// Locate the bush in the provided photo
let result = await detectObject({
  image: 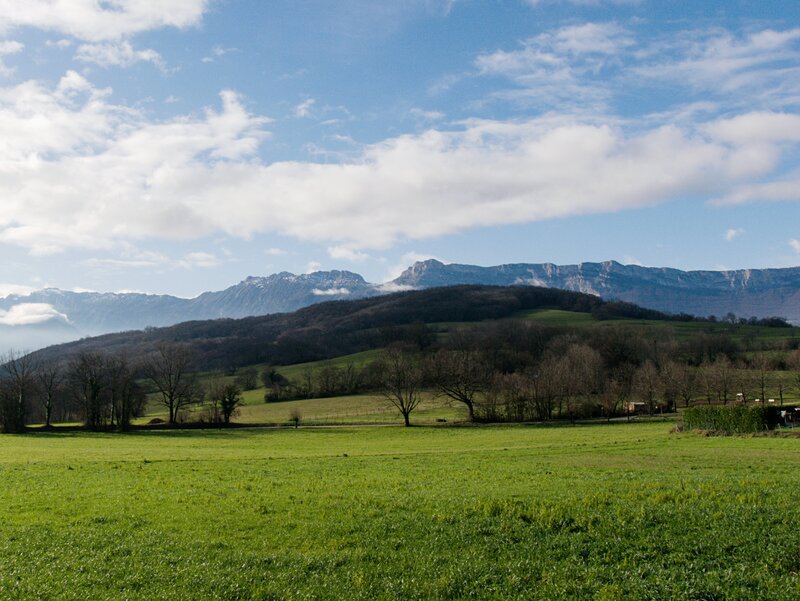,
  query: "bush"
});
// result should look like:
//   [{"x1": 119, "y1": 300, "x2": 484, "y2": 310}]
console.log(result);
[{"x1": 682, "y1": 405, "x2": 770, "y2": 434}]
